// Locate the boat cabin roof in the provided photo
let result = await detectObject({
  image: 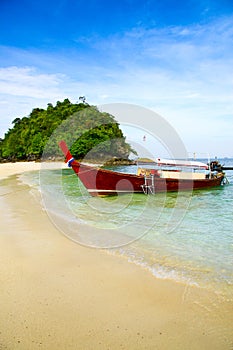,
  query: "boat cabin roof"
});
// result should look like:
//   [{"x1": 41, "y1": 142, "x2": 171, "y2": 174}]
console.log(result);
[{"x1": 155, "y1": 158, "x2": 208, "y2": 169}]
